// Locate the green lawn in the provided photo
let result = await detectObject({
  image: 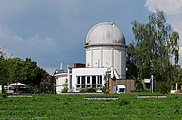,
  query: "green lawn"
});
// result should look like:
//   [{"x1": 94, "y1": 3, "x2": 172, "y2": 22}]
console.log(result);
[{"x1": 0, "y1": 94, "x2": 182, "y2": 120}]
